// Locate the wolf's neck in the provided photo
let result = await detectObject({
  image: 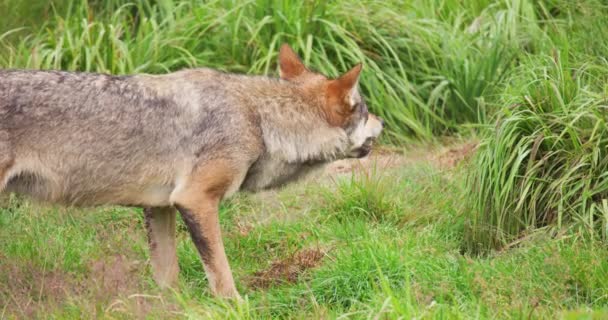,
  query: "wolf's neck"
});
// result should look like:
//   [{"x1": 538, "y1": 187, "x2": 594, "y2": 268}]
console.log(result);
[{"x1": 251, "y1": 85, "x2": 348, "y2": 164}]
